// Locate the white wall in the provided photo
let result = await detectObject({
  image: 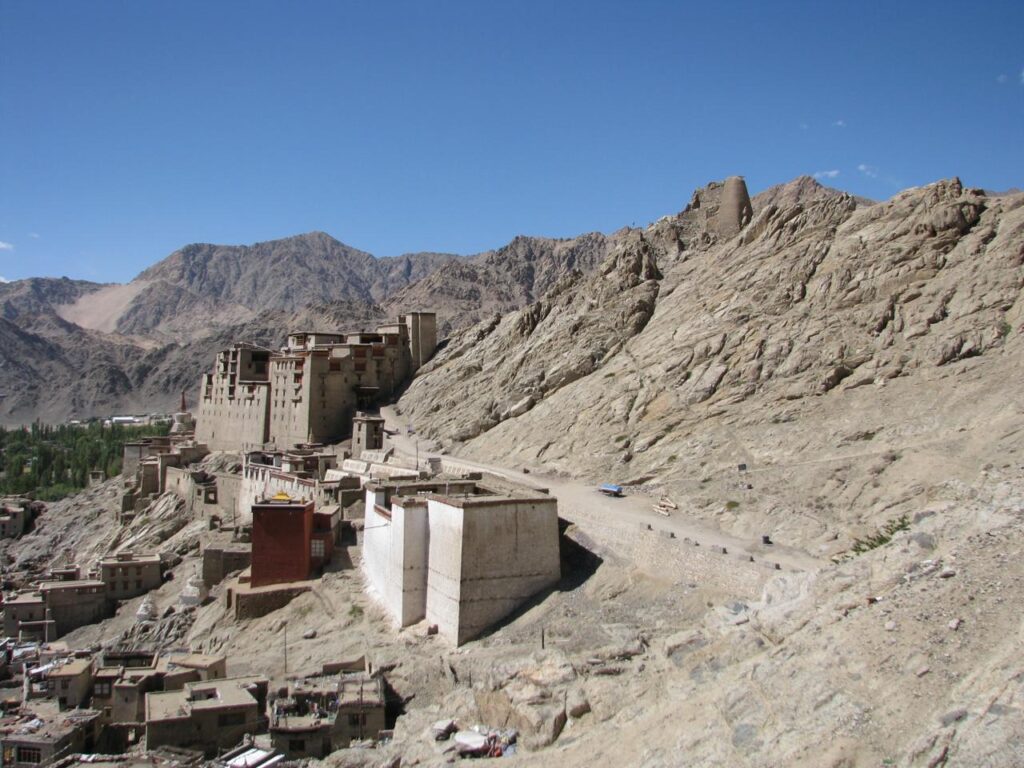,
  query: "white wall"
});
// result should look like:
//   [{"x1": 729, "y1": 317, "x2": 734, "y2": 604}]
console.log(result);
[
  {"x1": 423, "y1": 500, "x2": 466, "y2": 645},
  {"x1": 361, "y1": 488, "x2": 399, "y2": 624},
  {"x1": 397, "y1": 502, "x2": 429, "y2": 626},
  {"x1": 364, "y1": 490, "x2": 561, "y2": 646},
  {"x1": 446, "y1": 498, "x2": 560, "y2": 645}
]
